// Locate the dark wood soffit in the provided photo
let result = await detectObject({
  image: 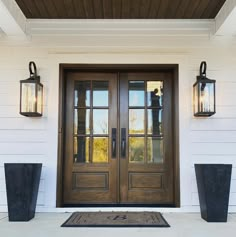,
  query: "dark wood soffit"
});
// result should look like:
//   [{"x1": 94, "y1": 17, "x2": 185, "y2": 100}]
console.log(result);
[{"x1": 16, "y1": 0, "x2": 226, "y2": 19}]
